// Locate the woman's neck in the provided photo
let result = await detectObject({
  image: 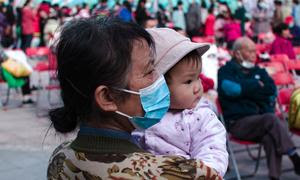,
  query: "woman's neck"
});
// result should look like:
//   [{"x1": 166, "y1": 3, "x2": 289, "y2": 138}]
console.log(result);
[{"x1": 86, "y1": 115, "x2": 134, "y2": 133}]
